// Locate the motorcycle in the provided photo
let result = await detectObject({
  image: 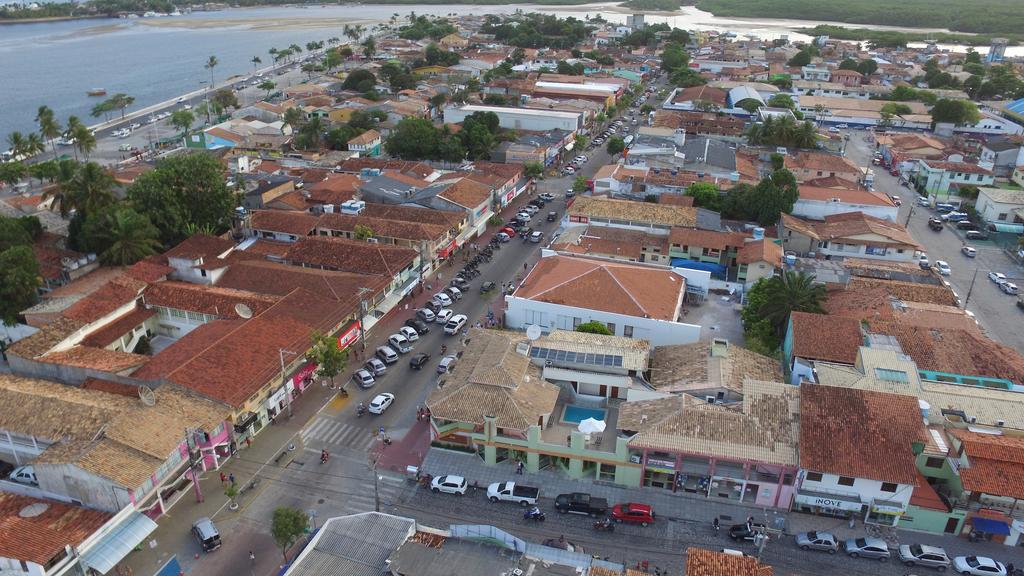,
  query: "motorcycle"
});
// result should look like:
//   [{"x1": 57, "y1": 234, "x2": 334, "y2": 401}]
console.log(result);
[
  {"x1": 523, "y1": 507, "x2": 546, "y2": 522},
  {"x1": 320, "y1": 450, "x2": 329, "y2": 465},
  {"x1": 593, "y1": 518, "x2": 615, "y2": 532},
  {"x1": 356, "y1": 403, "x2": 366, "y2": 417}
]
